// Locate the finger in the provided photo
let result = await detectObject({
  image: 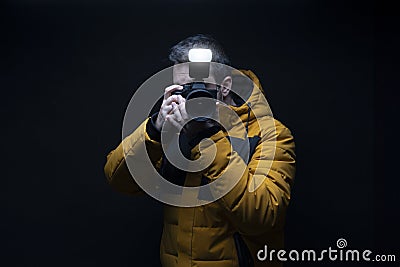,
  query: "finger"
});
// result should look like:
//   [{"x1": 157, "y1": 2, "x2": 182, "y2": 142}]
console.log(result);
[
  {"x1": 164, "y1": 85, "x2": 183, "y2": 100},
  {"x1": 178, "y1": 101, "x2": 189, "y2": 121},
  {"x1": 176, "y1": 95, "x2": 186, "y2": 104},
  {"x1": 157, "y1": 103, "x2": 173, "y2": 124},
  {"x1": 164, "y1": 95, "x2": 181, "y2": 106},
  {"x1": 166, "y1": 115, "x2": 182, "y2": 129},
  {"x1": 171, "y1": 102, "x2": 183, "y2": 122},
  {"x1": 161, "y1": 104, "x2": 173, "y2": 114}
]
